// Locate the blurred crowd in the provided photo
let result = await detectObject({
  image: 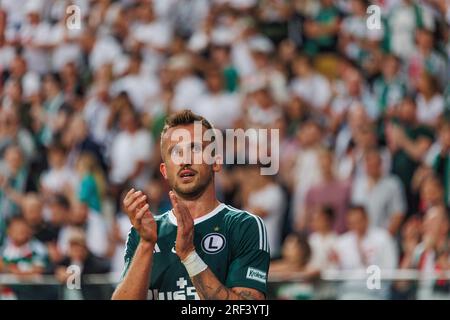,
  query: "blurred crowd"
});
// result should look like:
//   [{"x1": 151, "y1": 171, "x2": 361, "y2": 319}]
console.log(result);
[{"x1": 0, "y1": 0, "x2": 449, "y2": 300}]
